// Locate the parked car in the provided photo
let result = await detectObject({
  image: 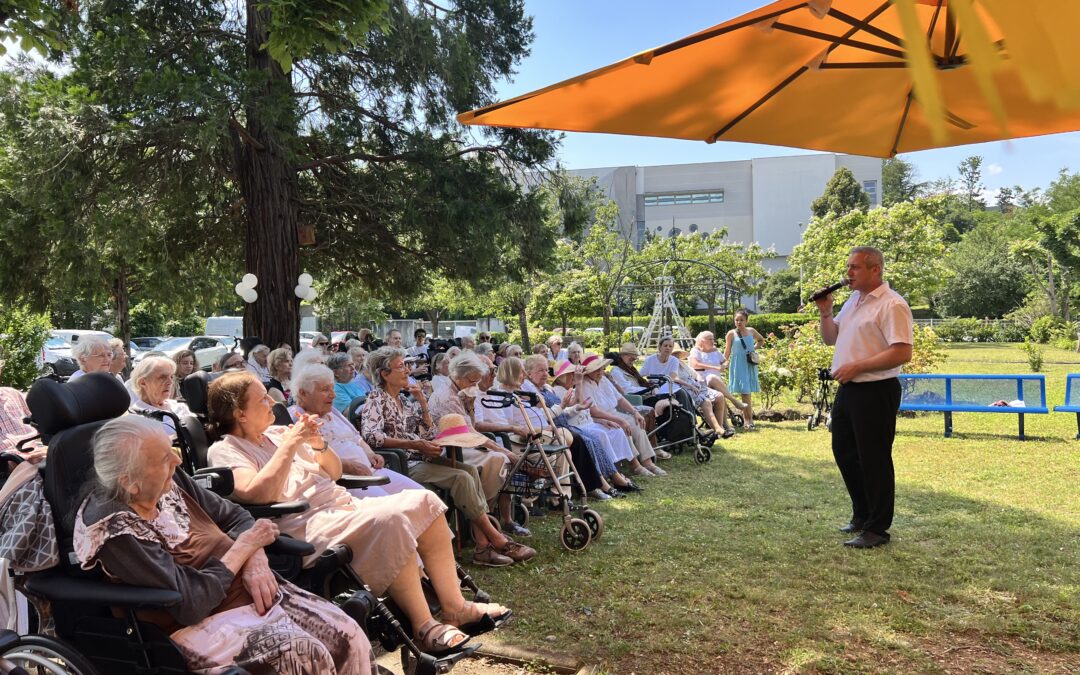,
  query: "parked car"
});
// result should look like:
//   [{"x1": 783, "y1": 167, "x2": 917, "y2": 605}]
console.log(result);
[
  {"x1": 298, "y1": 331, "x2": 321, "y2": 350},
  {"x1": 50, "y1": 329, "x2": 114, "y2": 345},
  {"x1": 132, "y1": 336, "x2": 167, "y2": 350},
  {"x1": 38, "y1": 335, "x2": 79, "y2": 377},
  {"x1": 133, "y1": 335, "x2": 235, "y2": 370}
]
